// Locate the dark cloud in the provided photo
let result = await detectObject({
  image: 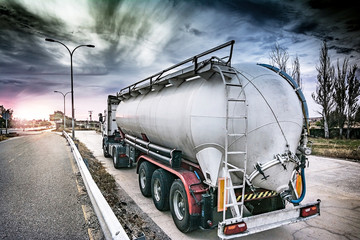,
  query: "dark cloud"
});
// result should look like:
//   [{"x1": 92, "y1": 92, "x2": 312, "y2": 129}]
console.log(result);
[
  {"x1": 0, "y1": 1, "x2": 70, "y2": 39},
  {"x1": 330, "y1": 45, "x2": 357, "y2": 55},
  {"x1": 86, "y1": 0, "x2": 196, "y2": 71},
  {"x1": 219, "y1": 0, "x2": 291, "y2": 26},
  {"x1": 346, "y1": 19, "x2": 360, "y2": 32},
  {"x1": 295, "y1": 0, "x2": 360, "y2": 56},
  {"x1": 290, "y1": 20, "x2": 319, "y2": 35},
  {"x1": 0, "y1": 0, "x2": 105, "y2": 78},
  {"x1": 182, "y1": 0, "x2": 292, "y2": 28},
  {"x1": 0, "y1": 76, "x2": 62, "y2": 98},
  {"x1": 0, "y1": 1, "x2": 72, "y2": 75},
  {"x1": 182, "y1": 24, "x2": 204, "y2": 37}
]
